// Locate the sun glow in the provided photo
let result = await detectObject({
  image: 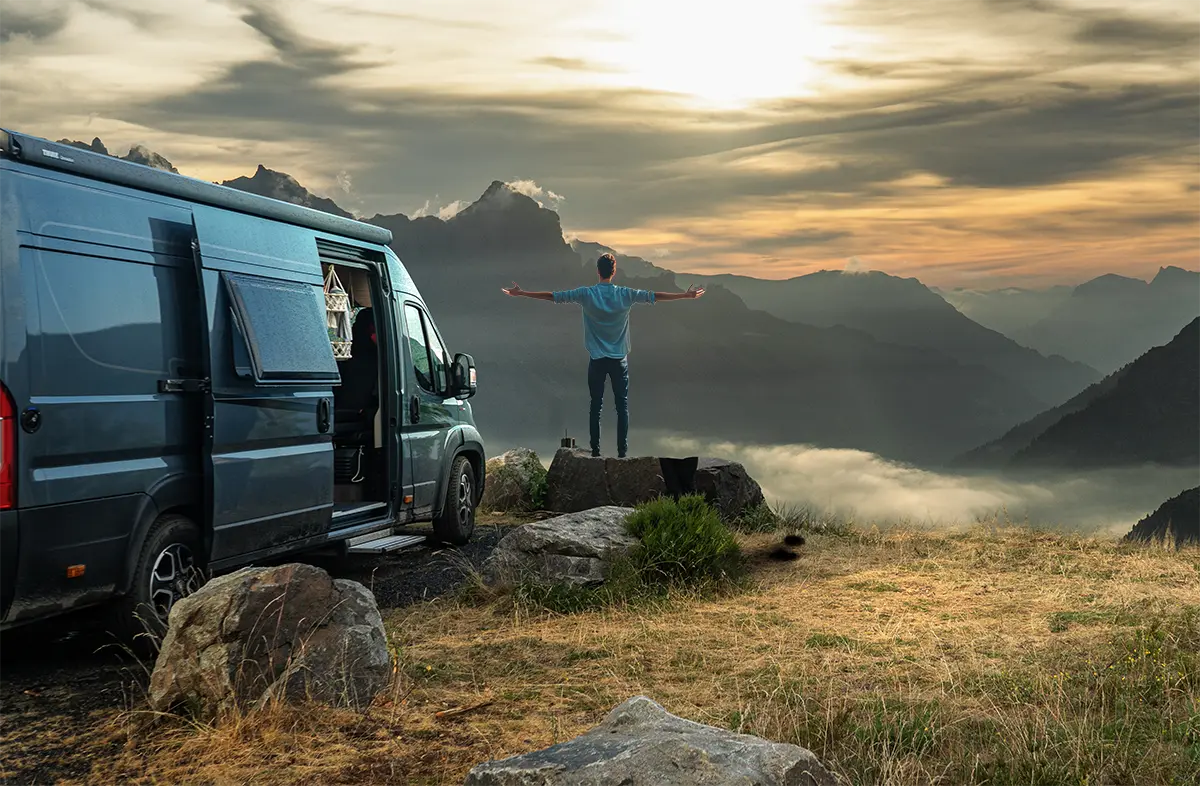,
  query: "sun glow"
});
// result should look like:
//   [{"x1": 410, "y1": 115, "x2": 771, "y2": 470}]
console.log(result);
[{"x1": 586, "y1": 0, "x2": 846, "y2": 107}]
